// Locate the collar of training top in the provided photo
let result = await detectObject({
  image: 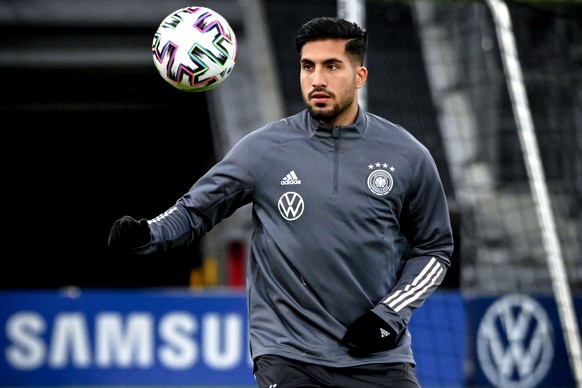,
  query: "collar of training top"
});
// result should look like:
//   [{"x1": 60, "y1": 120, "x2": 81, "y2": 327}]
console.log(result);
[{"x1": 308, "y1": 108, "x2": 367, "y2": 139}]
